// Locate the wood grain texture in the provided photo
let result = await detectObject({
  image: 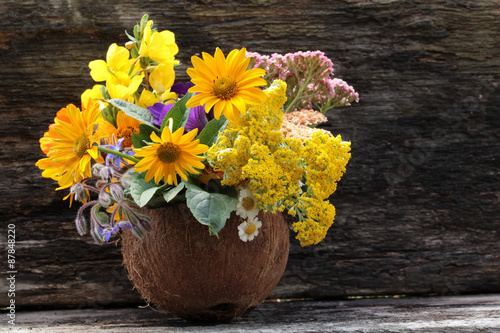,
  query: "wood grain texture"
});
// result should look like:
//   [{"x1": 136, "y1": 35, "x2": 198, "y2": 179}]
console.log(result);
[
  {"x1": 0, "y1": 0, "x2": 499, "y2": 308},
  {"x1": 9, "y1": 295, "x2": 500, "y2": 332}
]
